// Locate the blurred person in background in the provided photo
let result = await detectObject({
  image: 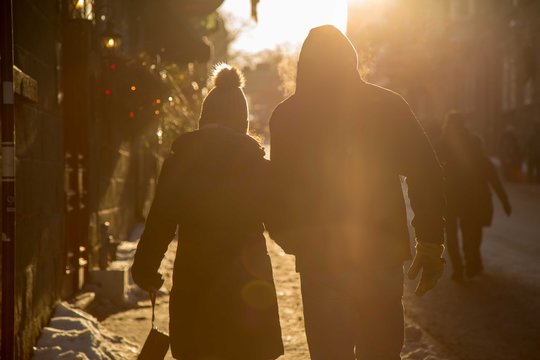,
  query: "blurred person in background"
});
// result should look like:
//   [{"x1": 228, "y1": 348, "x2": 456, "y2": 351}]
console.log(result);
[
  {"x1": 267, "y1": 25, "x2": 446, "y2": 360},
  {"x1": 131, "y1": 64, "x2": 284, "y2": 360},
  {"x1": 440, "y1": 112, "x2": 512, "y2": 282}
]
